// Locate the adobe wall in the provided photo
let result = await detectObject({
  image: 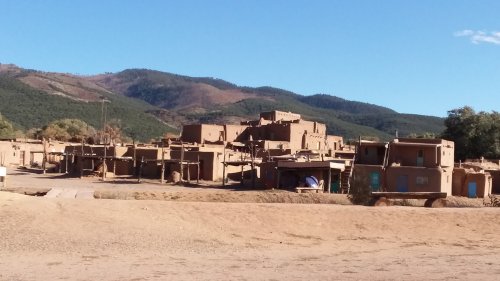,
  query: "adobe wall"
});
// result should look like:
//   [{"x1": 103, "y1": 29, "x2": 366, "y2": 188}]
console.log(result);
[
  {"x1": 461, "y1": 172, "x2": 492, "y2": 198},
  {"x1": 352, "y1": 165, "x2": 385, "y2": 192},
  {"x1": 358, "y1": 145, "x2": 386, "y2": 165},
  {"x1": 389, "y1": 145, "x2": 439, "y2": 167},
  {"x1": 303, "y1": 132, "x2": 326, "y2": 150},
  {"x1": 385, "y1": 166, "x2": 453, "y2": 195},
  {"x1": 438, "y1": 144, "x2": 454, "y2": 167},
  {"x1": 247, "y1": 123, "x2": 291, "y2": 142},
  {"x1": 260, "y1": 161, "x2": 277, "y2": 189},
  {"x1": 181, "y1": 125, "x2": 203, "y2": 143},
  {"x1": 133, "y1": 148, "x2": 161, "y2": 160},
  {"x1": 260, "y1": 111, "x2": 301, "y2": 121},
  {"x1": 260, "y1": 140, "x2": 290, "y2": 150},
  {"x1": 170, "y1": 150, "x2": 215, "y2": 181},
  {"x1": 452, "y1": 168, "x2": 467, "y2": 196},
  {"x1": 289, "y1": 123, "x2": 312, "y2": 151},
  {"x1": 224, "y1": 124, "x2": 248, "y2": 142},
  {"x1": 488, "y1": 170, "x2": 500, "y2": 194},
  {"x1": 0, "y1": 141, "x2": 45, "y2": 167},
  {"x1": 182, "y1": 124, "x2": 224, "y2": 143},
  {"x1": 326, "y1": 135, "x2": 343, "y2": 151}
]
